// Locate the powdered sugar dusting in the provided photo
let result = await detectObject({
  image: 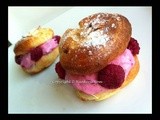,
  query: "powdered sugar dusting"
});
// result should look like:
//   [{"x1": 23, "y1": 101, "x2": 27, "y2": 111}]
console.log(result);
[
  {"x1": 61, "y1": 13, "x2": 121, "y2": 49},
  {"x1": 88, "y1": 50, "x2": 93, "y2": 55},
  {"x1": 112, "y1": 13, "x2": 121, "y2": 21},
  {"x1": 117, "y1": 17, "x2": 121, "y2": 21},
  {"x1": 83, "y1": 13, "x2": 107, "y2": 29},
  {"x1": 111, "y1": 23, "x2": 116, "y2": 28},
  {"x1": 80, "y1": 13, "x2": 111, "y2": 48},
  {"x1": 82, "y1": 30, "x2": 109, "y2": 47}
]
